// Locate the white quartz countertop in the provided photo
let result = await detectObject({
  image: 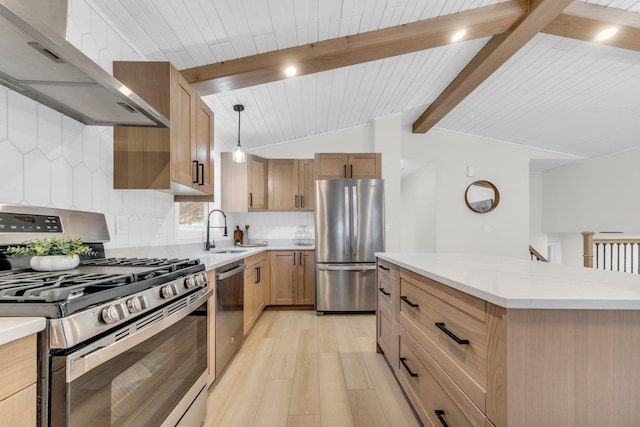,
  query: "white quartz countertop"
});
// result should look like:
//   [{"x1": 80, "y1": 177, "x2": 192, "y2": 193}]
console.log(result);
[
  {"x1": 376, "y1": 252, "x2": 640, "y2": 310},
  {"x1": 0, "y1": 317, "x2": 46, "y2": 346},
  {"x1": 197, "y1": 243, "x2": 315, "y2": 271}
]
